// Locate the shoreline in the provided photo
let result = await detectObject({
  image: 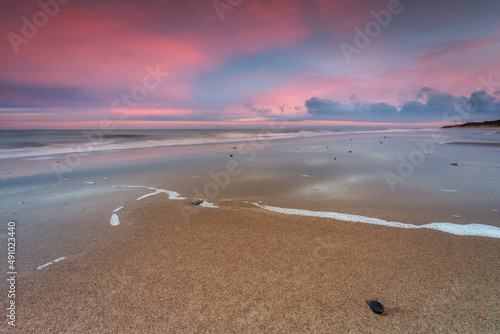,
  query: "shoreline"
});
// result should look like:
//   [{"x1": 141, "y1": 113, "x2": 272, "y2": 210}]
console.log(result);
[{"x1": 112, "y1": 184, "x2": 500, "y2": 238}]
